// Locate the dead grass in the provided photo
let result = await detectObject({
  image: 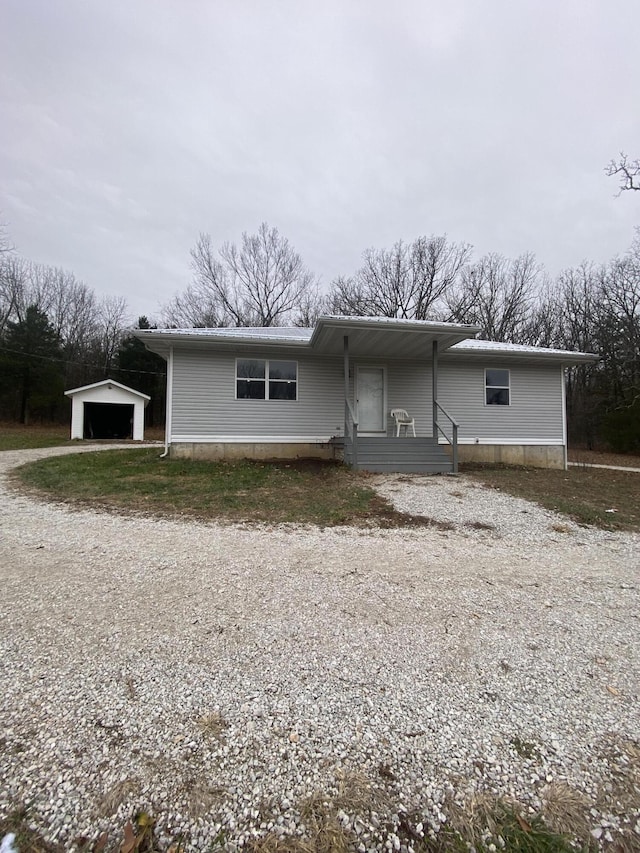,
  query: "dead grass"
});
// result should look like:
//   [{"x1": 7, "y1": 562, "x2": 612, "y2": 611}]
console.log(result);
[
  {"x1": 569, "y1": 447, "x2": 640, "y2": 469},
  {"x1": 445, "y1": 791, "x2": 501, "y2": 845},
  {"x1": 0, "y1": 421, "x2": 164, "y2": 451},
  {"x1": 182, "y1": 778, "x2": 227, "y2": 820},
  {"x1": 196, "y1": 711, "x2": 229, "y2": 741},
  {"x1": 0, "y1": 422, "x2": 72, "y2": 451},
  {"x1": 463, "y1": 463, "x2": 640, "y2": 532},
  {"x1": 294, "y1": 770, "x2": 385, "y2": 853},
  {"x1": 1, "y1": 776, "x2": 614, "y2": 853},
  {"x1": 596, "y1": 737, "x2": 640, "y2": 816},
  {"x1": 98, "y1": 778, "x2": 140, "y2": 817},
  {"x1": 0, "y1": 806, "x2": 65, "y2": 852},
  {"x1": 539, "y1": 783, "x2": 591, "y2": 840},
  {"x1": 444, "y1": 794, "x2": 580, "y2": 852}
]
